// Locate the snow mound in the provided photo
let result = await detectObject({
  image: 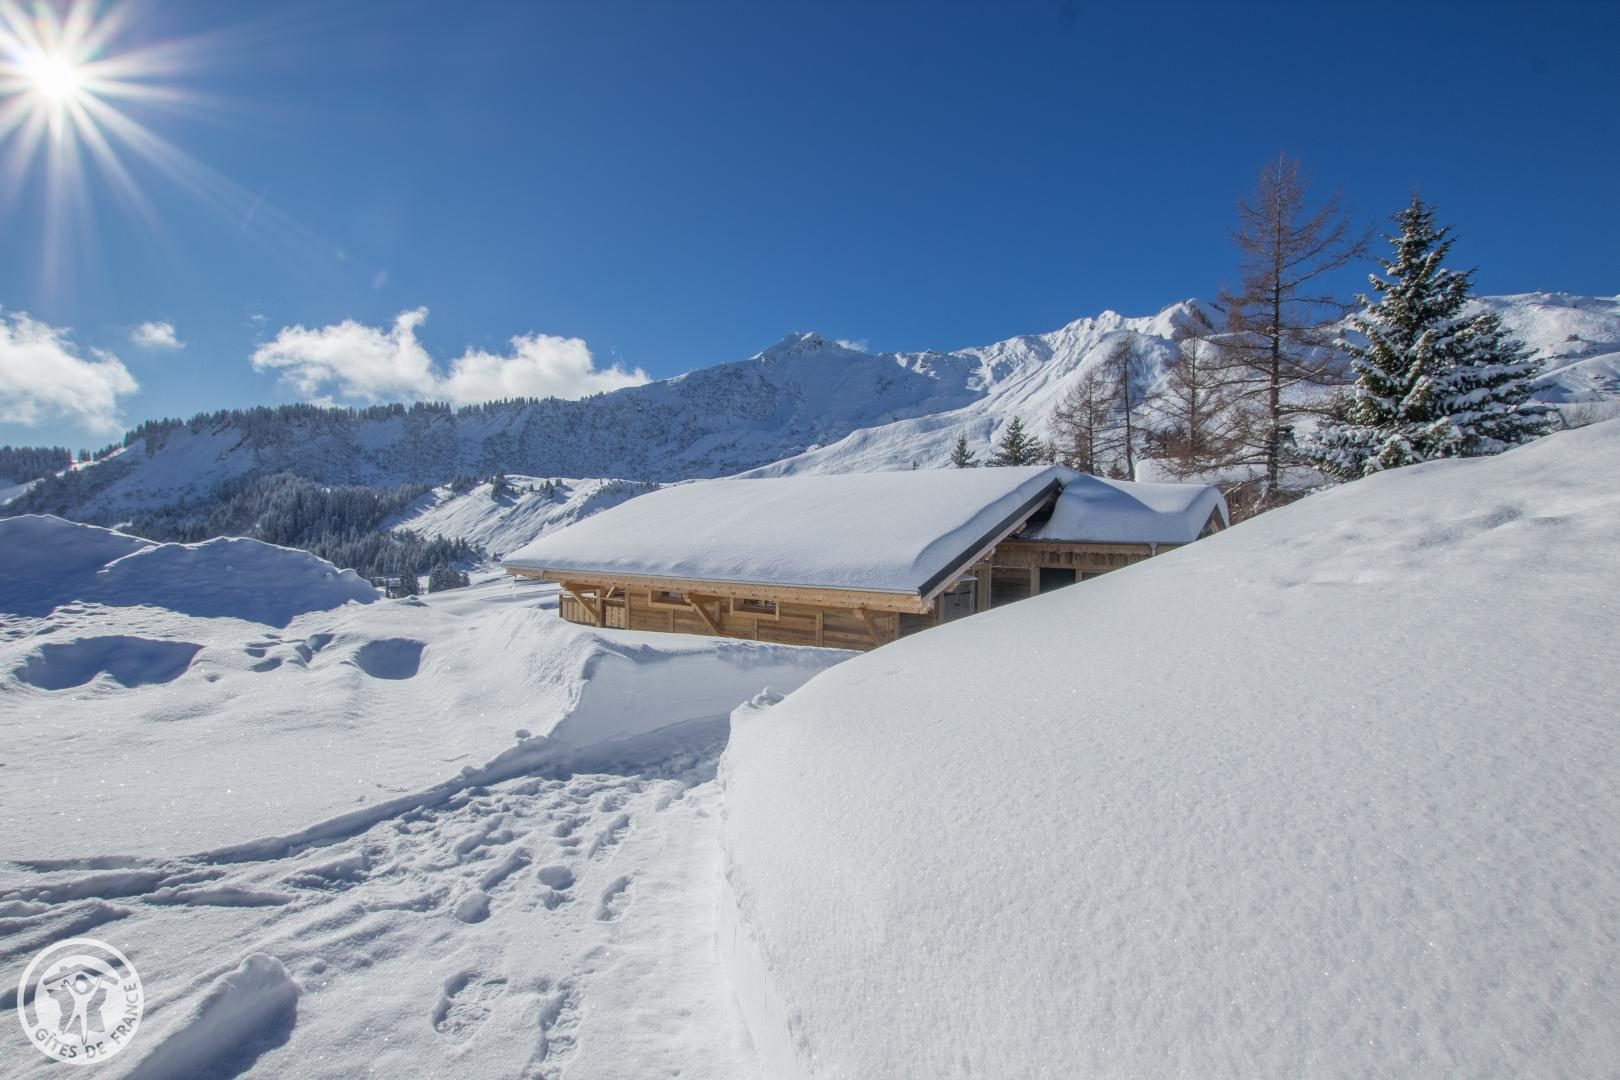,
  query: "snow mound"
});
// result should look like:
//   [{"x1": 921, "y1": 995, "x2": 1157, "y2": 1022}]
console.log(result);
[
  {"x1": 722, "y1": 420, "x2": 1620, "y2": 1078},
  {"x1": 0, "y1": 515, "x2": 377, "y2": 626},
  {"x1": 124, "y1": 954, "x2": 298, "y2": 1080}
]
